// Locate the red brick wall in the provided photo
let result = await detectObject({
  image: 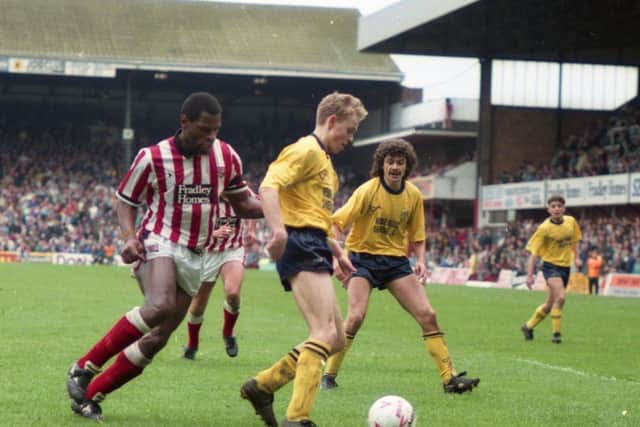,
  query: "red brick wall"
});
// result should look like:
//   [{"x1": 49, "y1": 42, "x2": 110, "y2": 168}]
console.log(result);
[
  {"x1": 491, "y1": 107, "x2": 558, "y2": 182},
  {"x1": 490, "y1": 107, "x2": 611, "y2": 182}
]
